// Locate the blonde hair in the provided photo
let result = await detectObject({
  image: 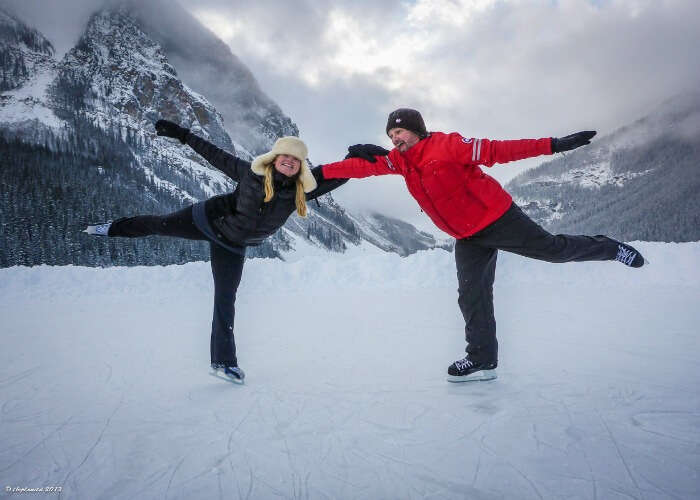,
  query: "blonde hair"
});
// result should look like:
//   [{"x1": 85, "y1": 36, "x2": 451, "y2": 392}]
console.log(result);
[{"x1": 263, "y1": 163, "x2": 307, "y2": 217}]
